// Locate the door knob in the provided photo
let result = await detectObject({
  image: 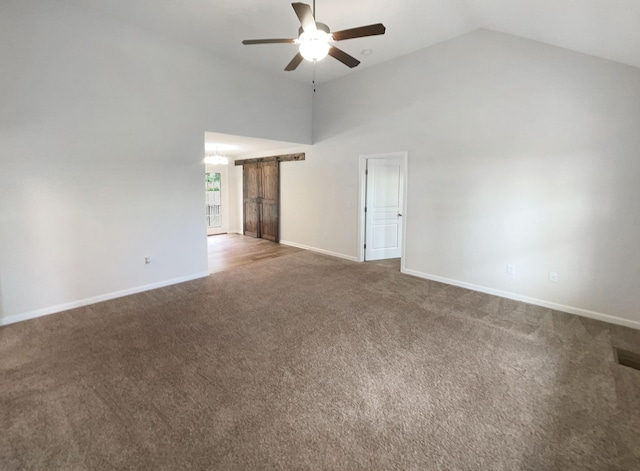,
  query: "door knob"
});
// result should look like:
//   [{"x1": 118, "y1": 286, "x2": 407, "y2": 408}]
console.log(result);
[{"x1": 398, "y1": 213, "x2": 403, "y2": 217}]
